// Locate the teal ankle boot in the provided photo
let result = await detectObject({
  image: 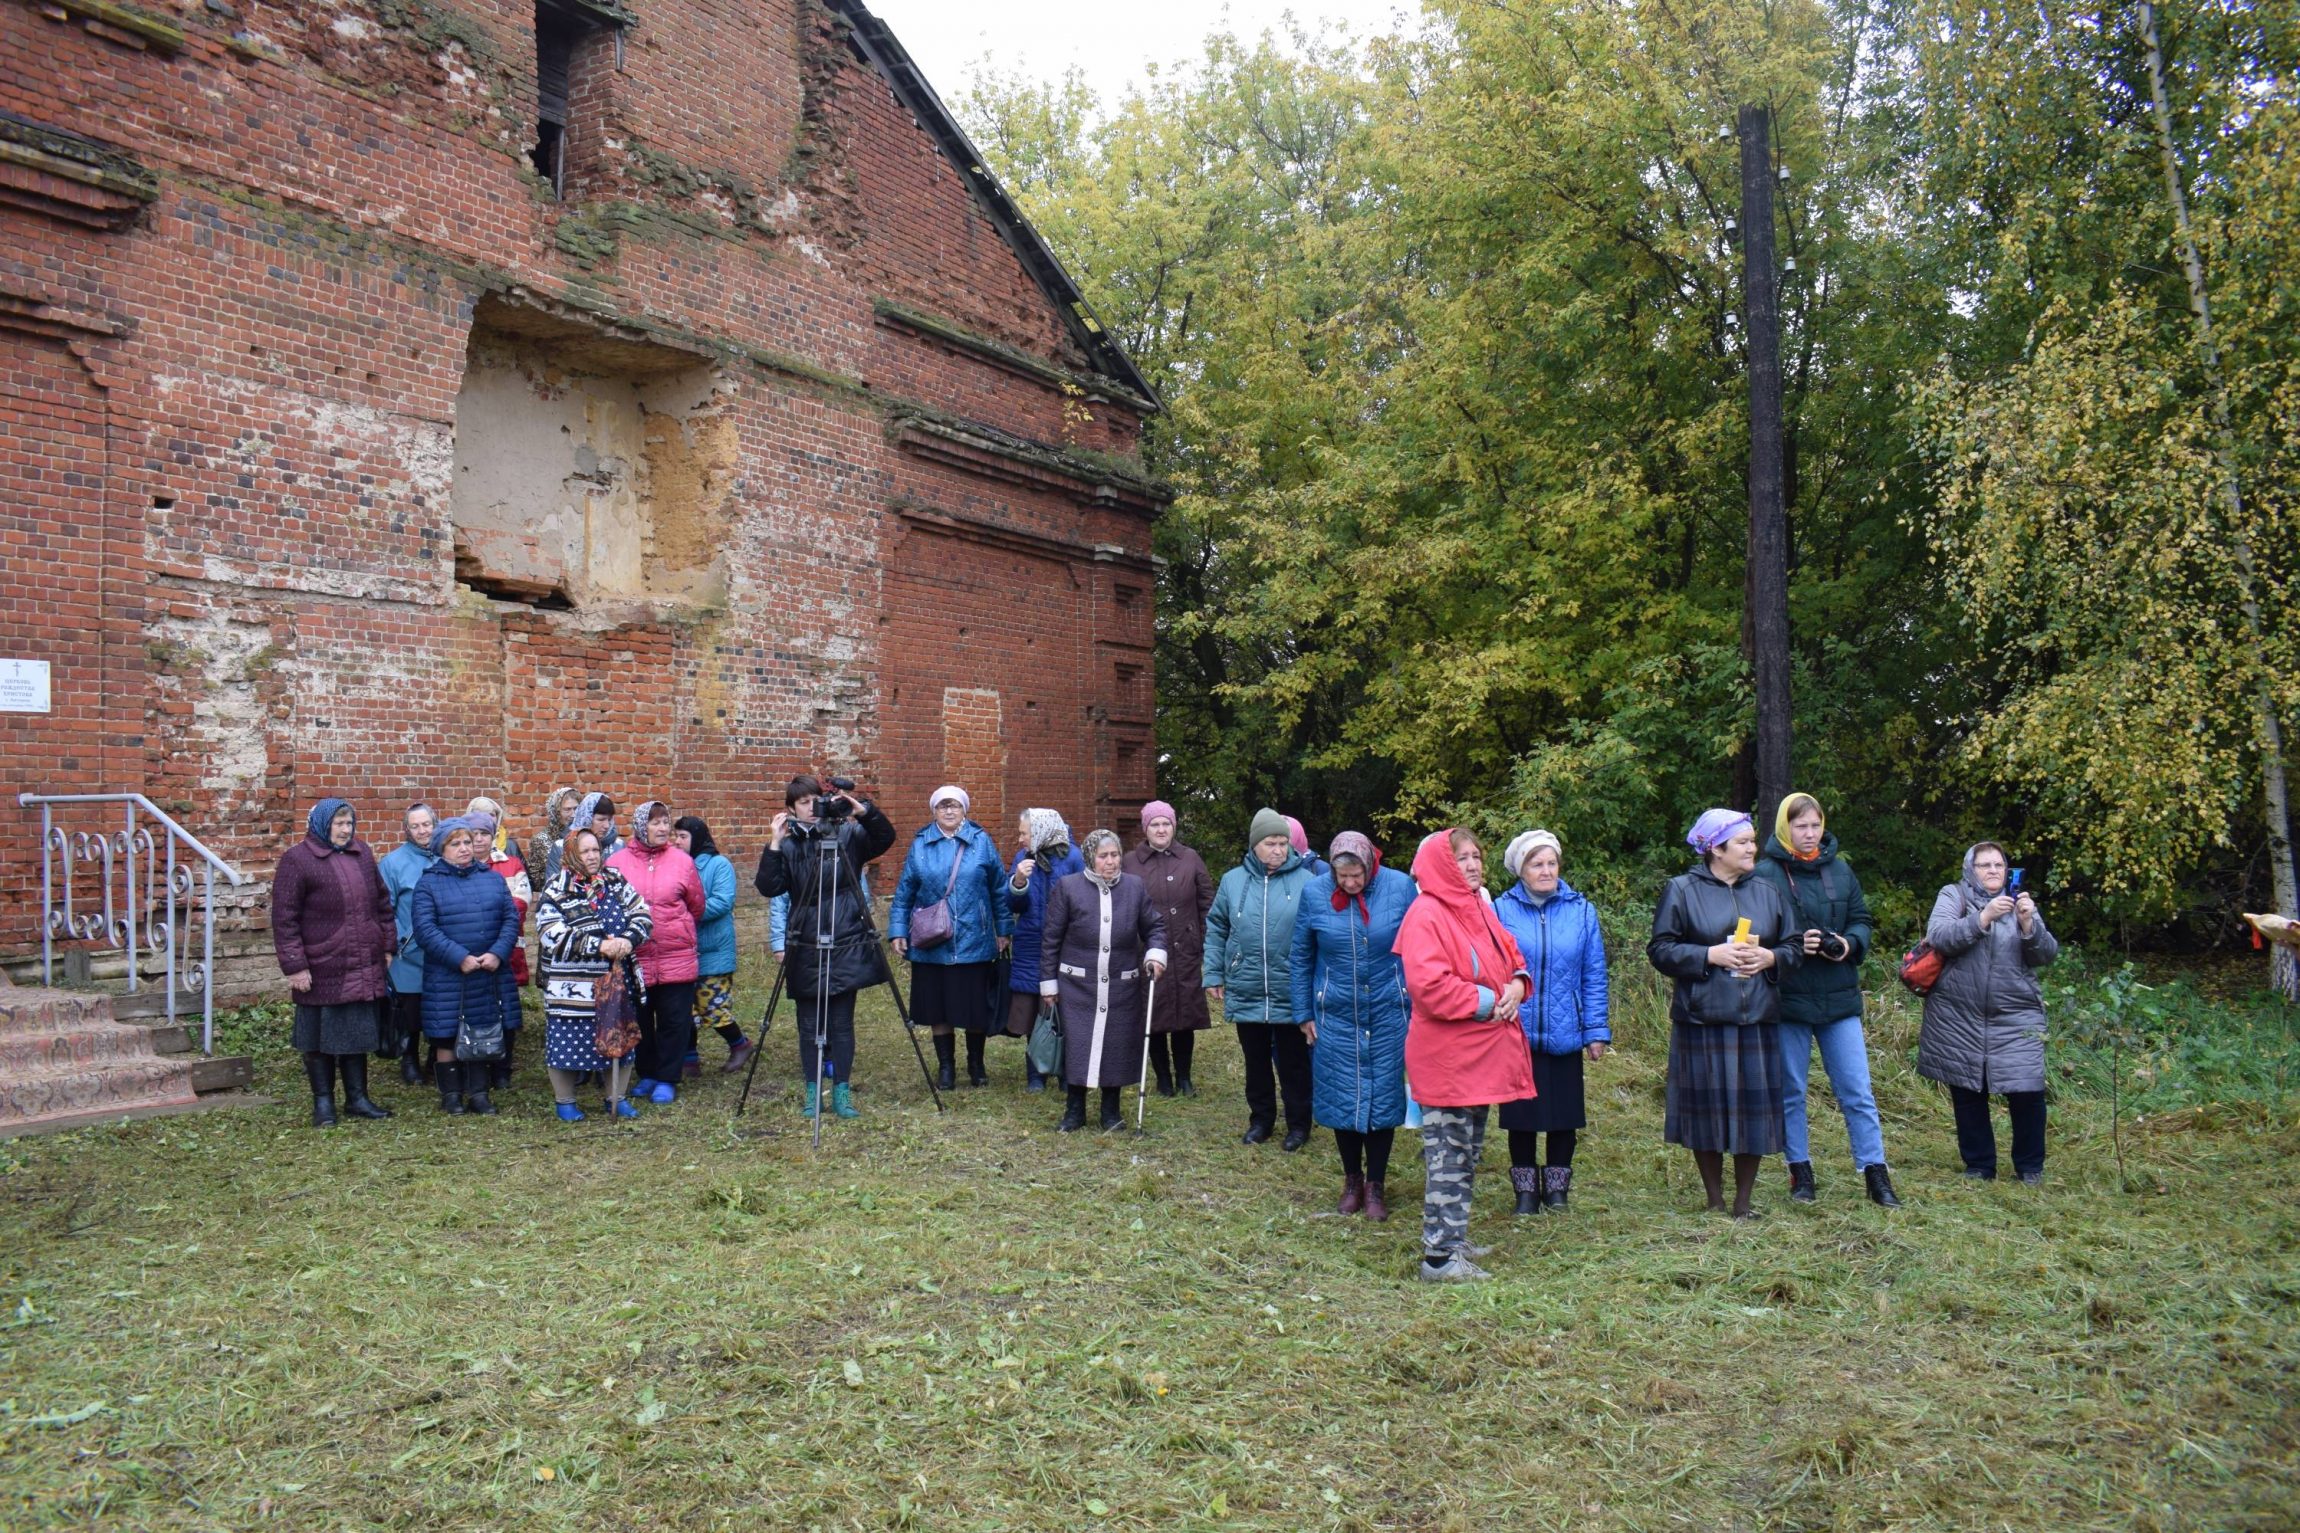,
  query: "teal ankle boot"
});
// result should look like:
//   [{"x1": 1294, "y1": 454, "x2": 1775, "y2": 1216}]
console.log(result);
[{"x1": 831, "y1": 1082, "x2": 859, "y2": 1119}]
